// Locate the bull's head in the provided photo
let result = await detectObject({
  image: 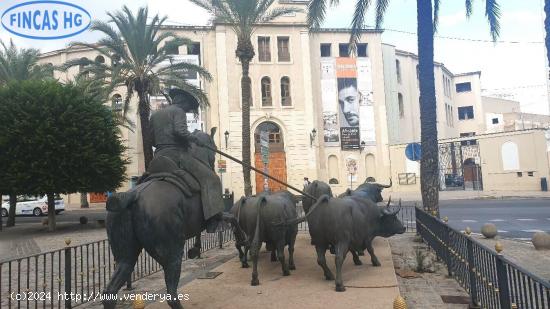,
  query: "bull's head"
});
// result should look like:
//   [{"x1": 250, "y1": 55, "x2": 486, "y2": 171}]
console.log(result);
[{"x1": 379, "y1": 198, "x2": 406, "y2": 237}]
